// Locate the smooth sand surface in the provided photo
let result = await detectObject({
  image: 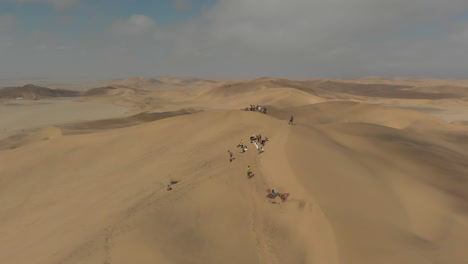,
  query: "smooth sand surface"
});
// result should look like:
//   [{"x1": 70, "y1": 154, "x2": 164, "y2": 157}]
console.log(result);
[
  {"x1": 0, "y1": 99, "x2": 129, "y2": 139},
  {"x1": 384, "y1": 104, "x2": 468, "y2": 122},
  {"x1": 1, "y1": 77, "x2": 467, "y2": 264}
]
